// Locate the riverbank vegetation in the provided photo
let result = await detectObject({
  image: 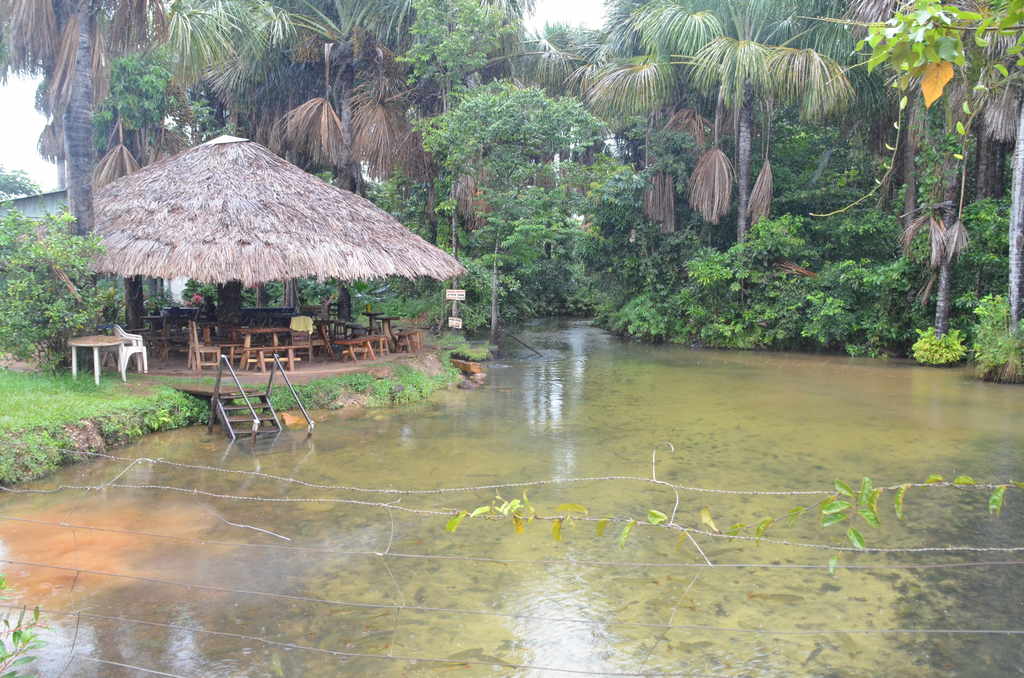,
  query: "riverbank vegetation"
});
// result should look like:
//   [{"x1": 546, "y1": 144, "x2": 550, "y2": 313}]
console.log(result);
[
  {"x1": 4, "y1": 0, "x2": 1024, "y2": 378},
  {"x1": 0, "y1": 354, "x2": 460, "y2": 485}
]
